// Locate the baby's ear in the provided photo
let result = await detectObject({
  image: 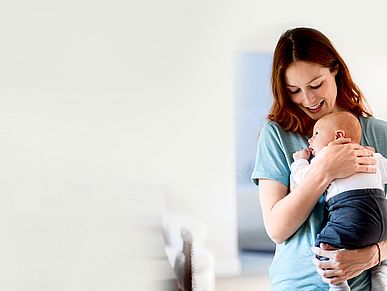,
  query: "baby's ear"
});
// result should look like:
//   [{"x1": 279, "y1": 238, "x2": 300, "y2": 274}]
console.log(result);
[{"x1": 335, "y1": 129, "x2": 345, "y2": 139}]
